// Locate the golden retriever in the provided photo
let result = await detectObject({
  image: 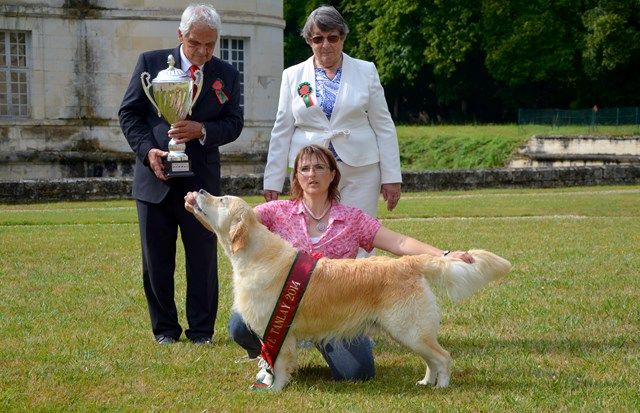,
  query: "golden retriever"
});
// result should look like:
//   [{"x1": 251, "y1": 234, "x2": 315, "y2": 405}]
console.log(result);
[{"x1": 188, "y1": 190, "x2": 512, "y2": 391}]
